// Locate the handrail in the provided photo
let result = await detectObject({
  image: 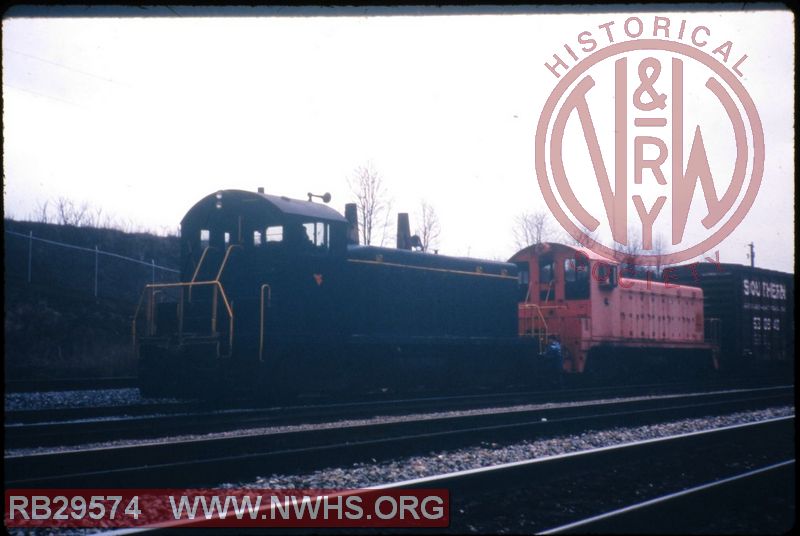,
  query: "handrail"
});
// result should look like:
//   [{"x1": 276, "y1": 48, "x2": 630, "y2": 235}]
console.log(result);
[
  {"x1": 519, "y1": 303, "x2": 566, "y2": 310},
  {"x1": 519, "y1": 303, "x2": 566, "y2": 354},
  {"x1": 259, "y1": 284, "x2": 272, "y2": 362},
  {"x1": 537, "y1": 306, "x2": 547, "y2": 355},
  {"x1": 191, "y1": 246, "x2": 215, "y2": 283},
  {"x1": 132, "y1": 280, "x2": 235, "y2": 356},
  {"x1": 216, "y1": 244, "x2": 243, "y2": 281},
  {"x1": 543, "y1": 279, "x2": 555, "y2": 303},
  {"x1": 140, "y1": 281, "x2": 234, "y2": 319},
  {"x1": 189, "y1": 246, "x2": 216, "y2": 301},
  {"x1": 134, "y1": 245, "x2": 243, "y2": 359},
  {"x1": 519, "y1": 303, "x2": 549, "y2": 354}
]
